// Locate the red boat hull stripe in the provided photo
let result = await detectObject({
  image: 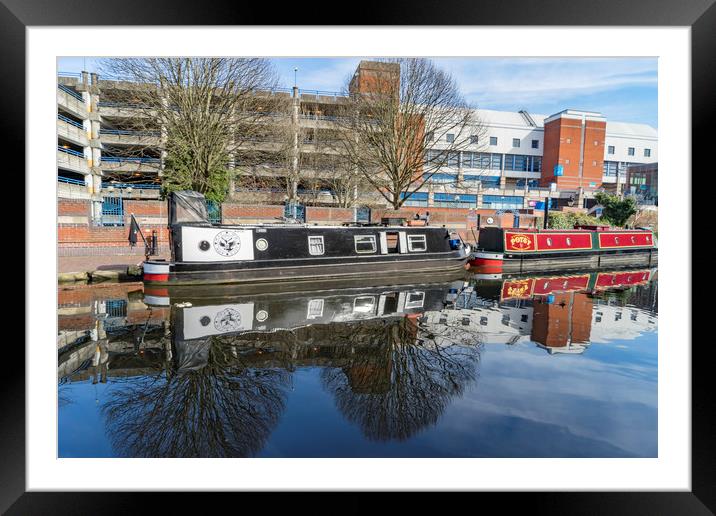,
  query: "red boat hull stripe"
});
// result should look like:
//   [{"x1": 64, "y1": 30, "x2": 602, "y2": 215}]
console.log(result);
[{"x1": 144, "y1": 273, "x2": 169, "y2": 282}]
